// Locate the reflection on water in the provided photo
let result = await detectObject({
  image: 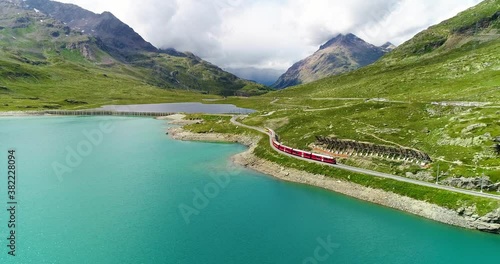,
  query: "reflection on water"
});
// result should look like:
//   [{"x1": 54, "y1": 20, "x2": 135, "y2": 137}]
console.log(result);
[{"x1": 97, "y1": 102, "x2": 255, "y2": 114}]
